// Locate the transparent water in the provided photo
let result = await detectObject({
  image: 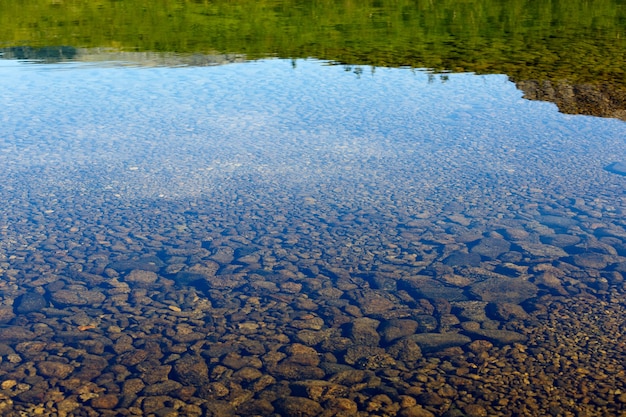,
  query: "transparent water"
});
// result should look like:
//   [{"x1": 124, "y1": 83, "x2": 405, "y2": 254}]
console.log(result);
[{"x1": 0, "y1": 57, "x2": 625, "y2": 416}]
